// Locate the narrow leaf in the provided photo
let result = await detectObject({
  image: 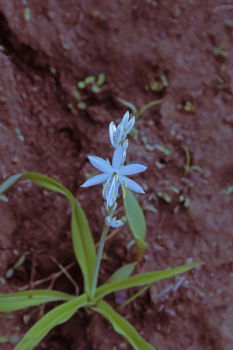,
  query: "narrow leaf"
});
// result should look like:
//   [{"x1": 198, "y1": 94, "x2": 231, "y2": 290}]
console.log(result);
[
  {"x1": 122, "y1": 285, "x2": 150, "y2": 307},
  {"x1": 124, "y1": 189, "x2": 147, "y2": 260},
  {"x1": 108, "y1": 262, "x2": 136, "y2": 283},
  {"x1": 93, "y1": 300, "x2": 154, "y2": 350},
  {"x1": 0, "y1": 173, "x2": 22, "y2": 193},
  {"x1": 0, "y1": 194, "x2": 8, "y2": 202},
  {"x1": 71, "y1": 201, "x2": 97, "y2": 296},
  {"x1": 23, "y1": 172, "x2": 74, "y2": 202},
  {"x1": 0, "y1": 290, "x2": 73, "y2": 312},
  {"x1": 136, "y1": 99, "x2": 163, "y2": 119},
  {"x1": 96, "y1": 262, "x2": 201, "y2": 299},
  {"x1": 15, "y1": 294, "x2": 89, "y2": 350},
  {"x1": 117, "y1": 98, "x2": 138, "y2": 115}
]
